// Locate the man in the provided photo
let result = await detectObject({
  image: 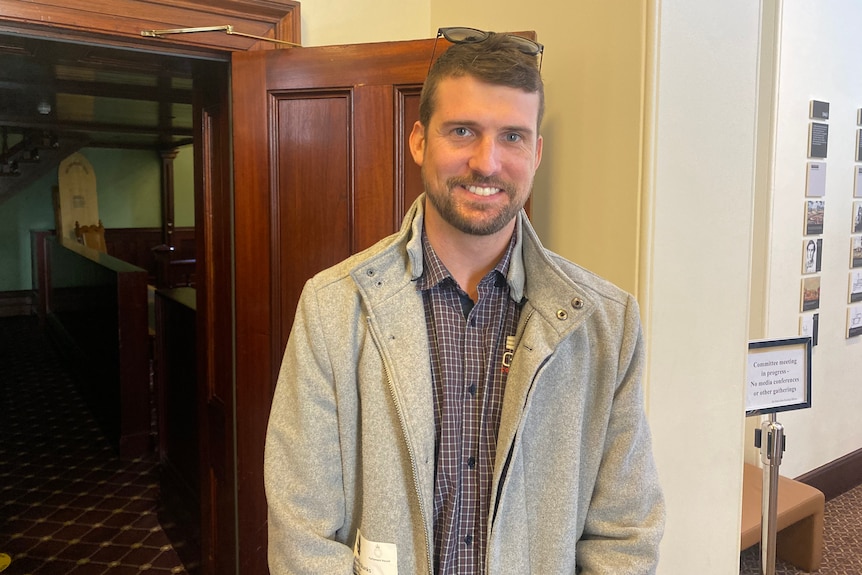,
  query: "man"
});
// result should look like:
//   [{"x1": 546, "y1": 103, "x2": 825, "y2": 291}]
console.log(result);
[
  {"x1": 265, "y1": 28, "x2": 665, "y2": 575},
  {"x1": 804, "y1": 239, "x2": 817, "y2": 273}
]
